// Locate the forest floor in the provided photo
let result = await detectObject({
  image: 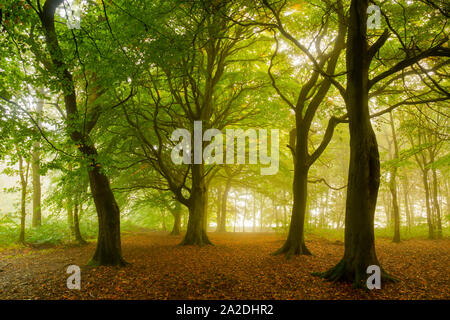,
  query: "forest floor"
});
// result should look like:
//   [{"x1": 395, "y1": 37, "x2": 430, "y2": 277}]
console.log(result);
[{"x1": 0, "y1": 231, "x2": 448, "y2": 300}]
